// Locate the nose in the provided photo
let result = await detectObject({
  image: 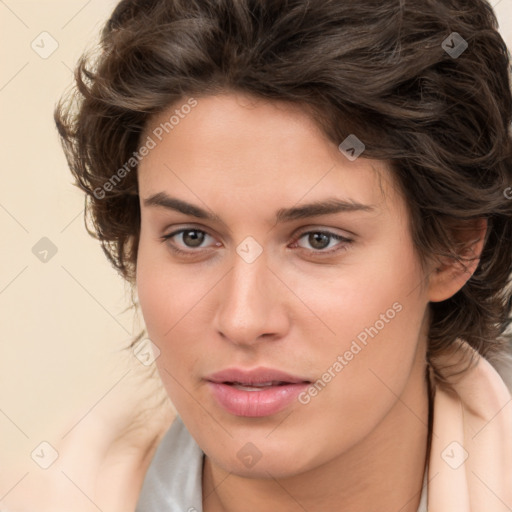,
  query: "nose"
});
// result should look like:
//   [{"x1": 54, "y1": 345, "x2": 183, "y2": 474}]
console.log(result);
[{"x1": 212, "y1": 250, "x2": 290, "y2": 348}]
